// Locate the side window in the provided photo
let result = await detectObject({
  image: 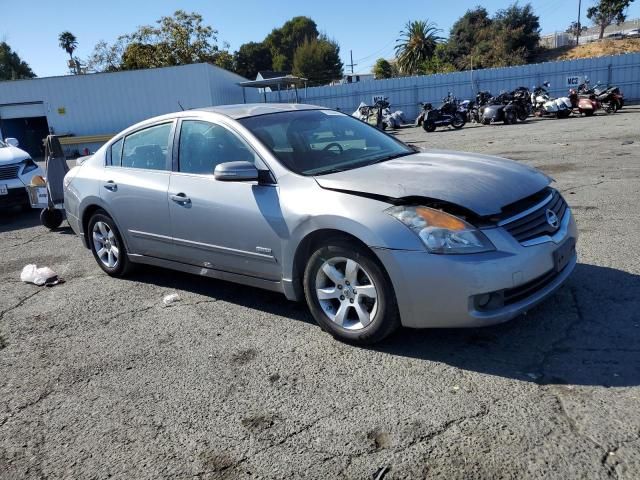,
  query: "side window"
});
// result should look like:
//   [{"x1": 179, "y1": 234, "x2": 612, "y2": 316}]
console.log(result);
[
  {"x1": 178, "y1": 120, "x2": 259, "y2": 175},
  {"x1": 110, "y1": 138, "x2": 123, "y2": 166},
  {"x1": 121, "y1": 123, "x2": 172, "y2": 171}
]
